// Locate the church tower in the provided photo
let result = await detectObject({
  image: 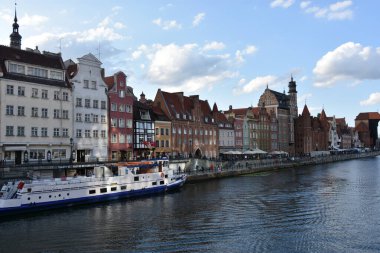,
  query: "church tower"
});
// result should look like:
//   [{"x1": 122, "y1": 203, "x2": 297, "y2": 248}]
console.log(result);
[
  {"x1": 10, "y1": 4, "x2": 22, "y2": 49},
  {"x1": 288, "y1": 75, "x2": 298, "y2": 118}
]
